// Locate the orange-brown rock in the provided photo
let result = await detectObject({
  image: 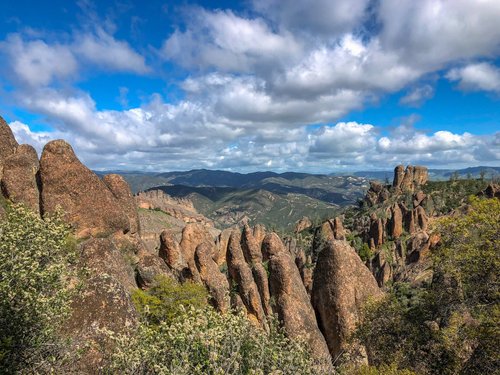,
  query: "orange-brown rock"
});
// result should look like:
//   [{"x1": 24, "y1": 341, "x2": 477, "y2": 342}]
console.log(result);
[
  {"x1": 262, "y1": 233, "x2": 331, "y2": 365},
  {"x1": 227, "y1": 229, "x2": 265, "y2": 324},
  {"x1": 159, "y1": 229, "x2": 188, "y2": 277},
  {"x1": 136, "y1": 249, "x2": 174, "y2": 288},
  {"x1": 241, "y1": 224, "x2": 271, "y2": 315},
  {"x1": 103, "y1": 174, "x2": 140, "y2": 235},
  {"x1": 64, "y1": 274, "x2": 139, "y2": 372},
  {"x1": 215, "y1": 227, "x2": 232, "y2": 266},
  {"x1": 415, "y1": 206, "x2": 428, "y2": 231},
  {"x1": 329, "y1": 216, "x2": 346, "y2": 240},
  {"x1": 413, "y1": 166, "x2": 428, "y2": 186},
  {"x1": 195, "y1": 242, "x2": 230, "y2": 313},
  {"x1": 253, "y1": 223, "x2": 267, "y2": 247},
  {"x1": 0, "y1": 116, "x2": 19, "y2": 182},
  {"x1": 79, "y1": 238, "x2": 136, "y2": 290},
  {"x1": 294, "y1": 216, "x2": 312, "y2": 233},
  {"x1": 179, "y1": 223, "x2": 215, "y2": 282},
  {"x1": 312, "y1": 240, "x2": 383, "y2": 363},
  {"x1": 39, "y1": 140, "x2": 129, "y2": 238},
  {"x1": 413, "y1": 191, "x2": 427, "y2": 207},
  {"x1": 369, "y1": 215, "x2": 384, "y2": 248},
  {"x1": 393, "y1": 165, "x2": 405, "y2": 188},
  {"x1": 478, "y1": 183, "x2": 500, "y2": 199},
  {"x1": 1, "y1": 144, "x2": 40, "y2": 214},
  {"x1": 389, "y1": 203, "x2": 403, "y2": 239}
]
